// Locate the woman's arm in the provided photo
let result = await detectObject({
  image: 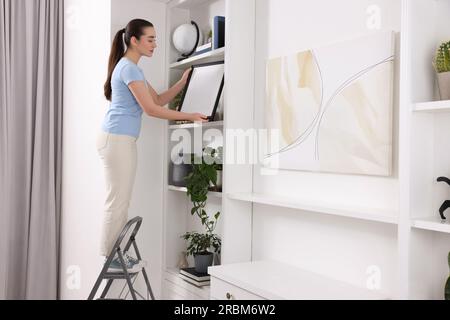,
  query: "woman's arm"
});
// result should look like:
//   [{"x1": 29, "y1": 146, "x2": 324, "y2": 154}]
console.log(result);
[
  {"x1": 129, "y1": 81, "x2": 207, "y2": 122},
  {"x1": 147, "y1": 68, "x2": 191, "y2": 106}
]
